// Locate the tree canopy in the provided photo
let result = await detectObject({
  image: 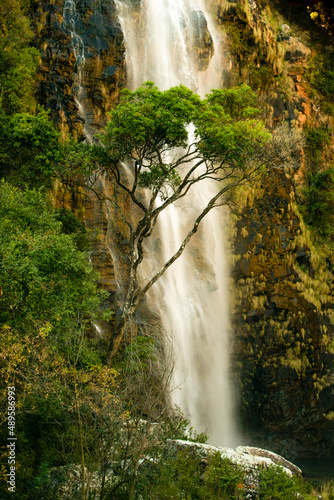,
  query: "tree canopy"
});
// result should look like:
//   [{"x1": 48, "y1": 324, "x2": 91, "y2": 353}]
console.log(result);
[{"x1": 101, "y1": 82, "x2": 270, "y2": 191}]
